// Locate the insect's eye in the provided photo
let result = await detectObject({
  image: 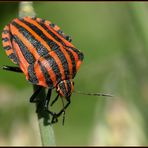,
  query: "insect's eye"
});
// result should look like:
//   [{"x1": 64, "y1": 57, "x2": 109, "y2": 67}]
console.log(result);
[{"x1": 72, "y1": 81, "x2": 74, "y2": 86}]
